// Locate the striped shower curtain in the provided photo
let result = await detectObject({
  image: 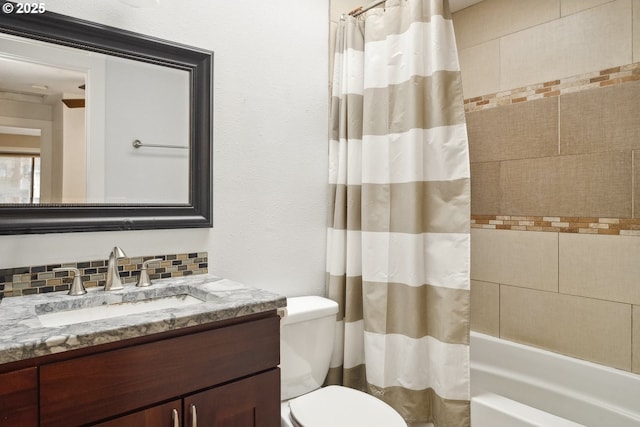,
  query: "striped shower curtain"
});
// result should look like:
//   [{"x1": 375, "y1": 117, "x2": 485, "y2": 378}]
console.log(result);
[{"x1": 325, "y1": 0, "x2": 470, "y2": 426}]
